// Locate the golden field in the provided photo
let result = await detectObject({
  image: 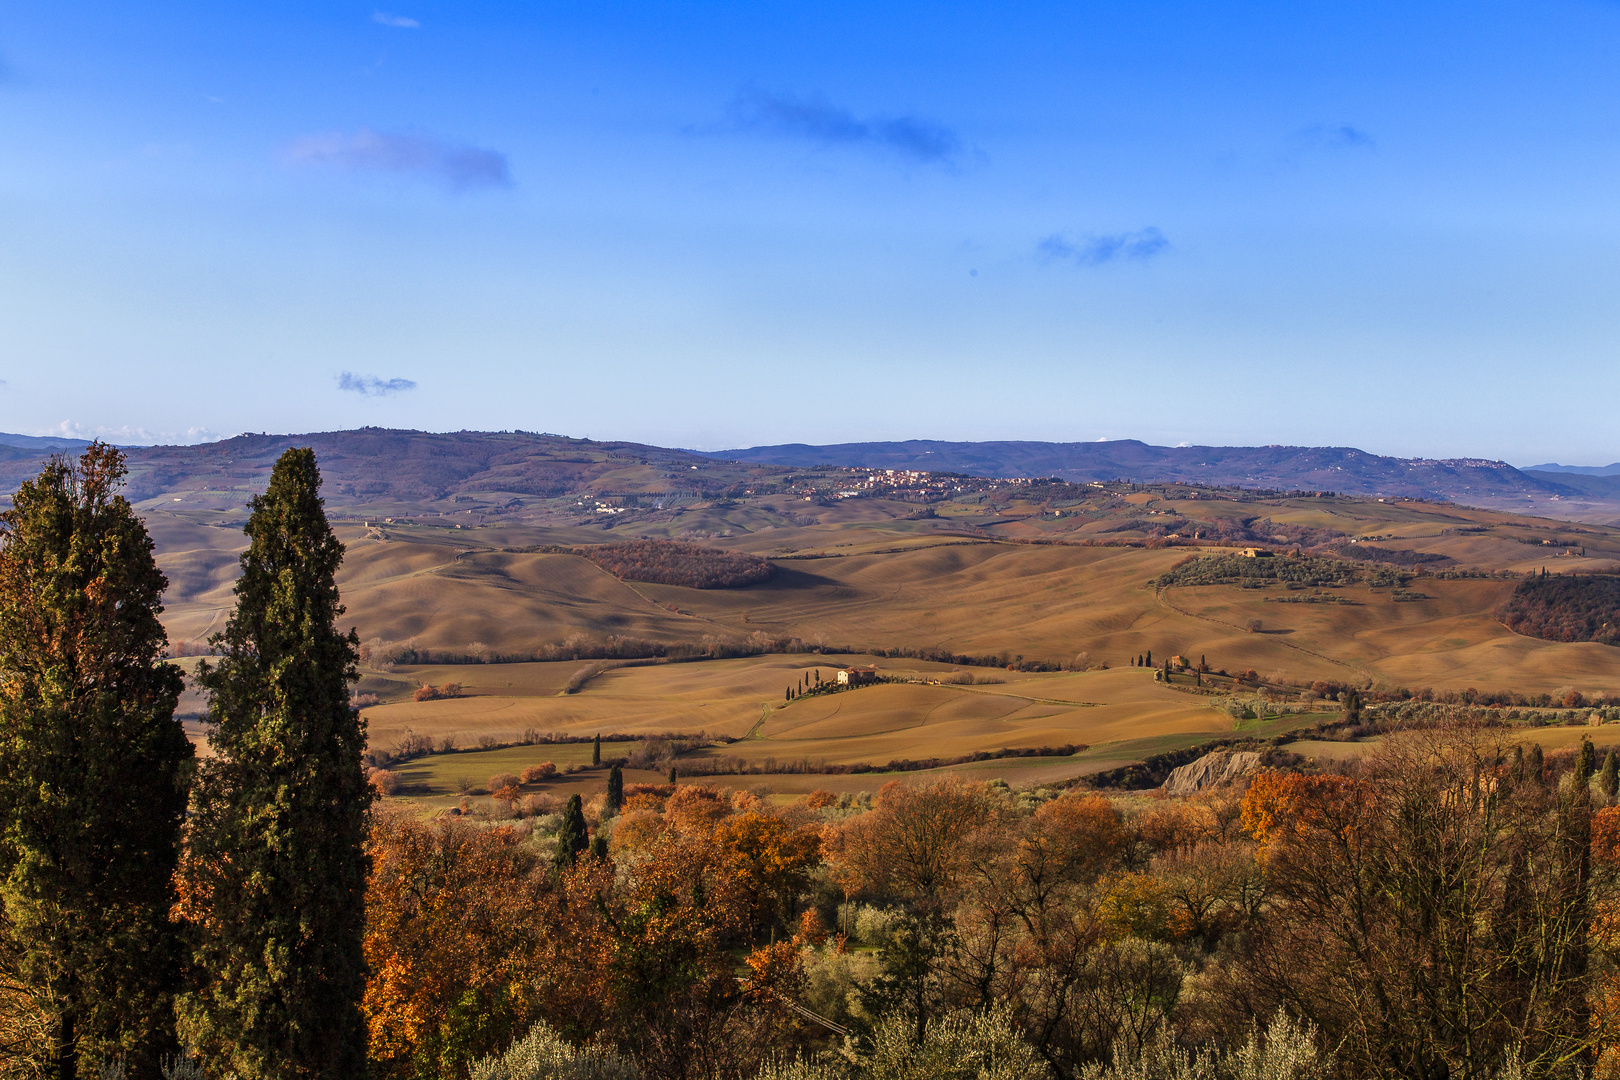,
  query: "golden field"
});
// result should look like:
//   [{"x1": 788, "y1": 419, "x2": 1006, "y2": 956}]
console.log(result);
[{"x1": 144, "y1": 482, "x2": 1620, "y2": 790}]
